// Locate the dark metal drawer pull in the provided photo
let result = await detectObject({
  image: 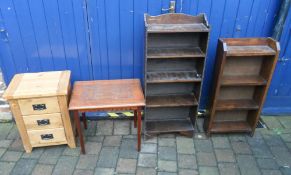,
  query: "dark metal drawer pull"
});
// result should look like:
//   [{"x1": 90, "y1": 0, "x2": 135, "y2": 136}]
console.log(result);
[
  {"x1": 32, "y1": 104, "x2": 47, "y2": 111},
  {"x1": 37, "y1": 119, "x2": 50, "y2": 126},
  {"x1": 41, "y1": 134, "x2": 54, "y2": 140}
]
